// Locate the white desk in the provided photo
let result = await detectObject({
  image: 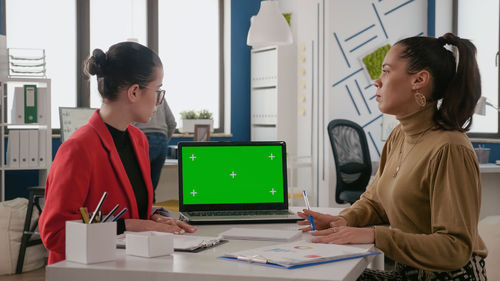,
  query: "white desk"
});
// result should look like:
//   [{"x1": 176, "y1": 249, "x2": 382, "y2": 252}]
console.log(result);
[
  {"x1": 46, "y1": 208, "x2": 382, "y2": 281},
  {"x1": 478, "y1": 164, "x2": 500, "y2": 219}
]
